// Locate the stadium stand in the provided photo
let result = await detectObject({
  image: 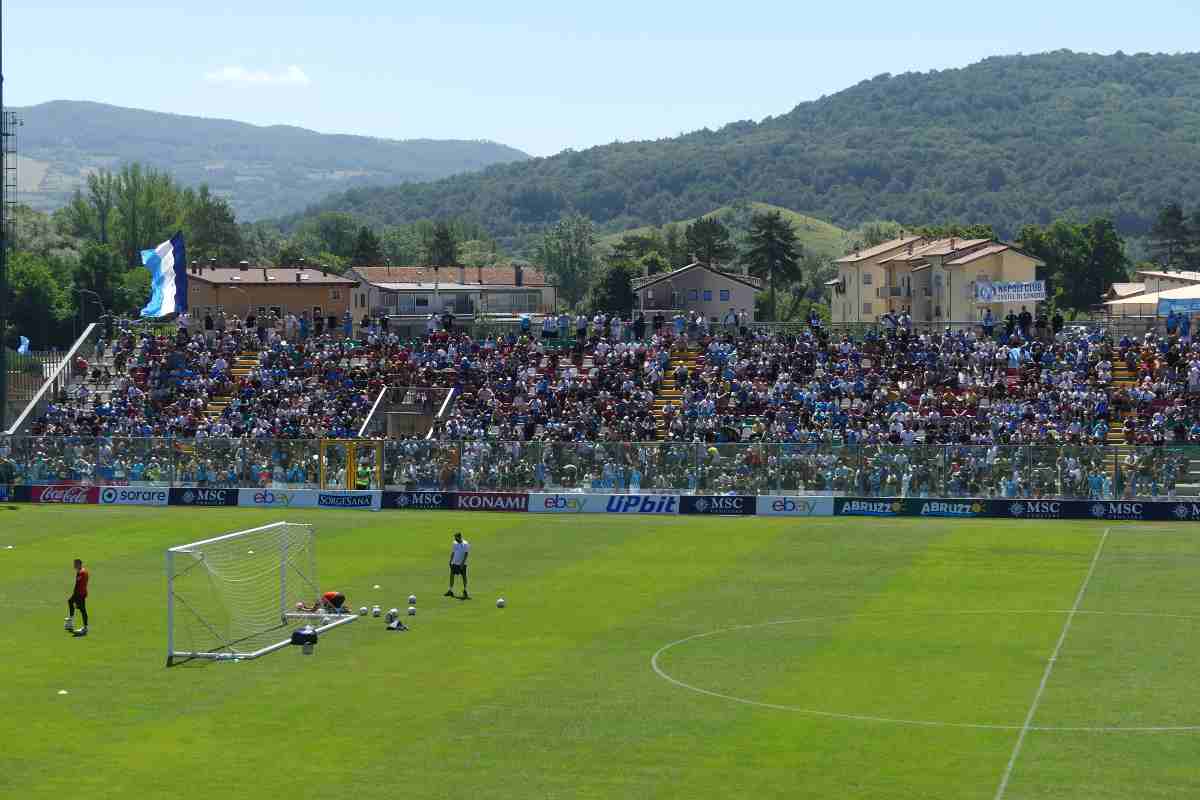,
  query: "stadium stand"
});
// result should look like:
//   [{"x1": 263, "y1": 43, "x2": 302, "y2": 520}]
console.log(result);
[{"x1": 4, "y1": 311, "x2": 1200, "y2": 499}]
